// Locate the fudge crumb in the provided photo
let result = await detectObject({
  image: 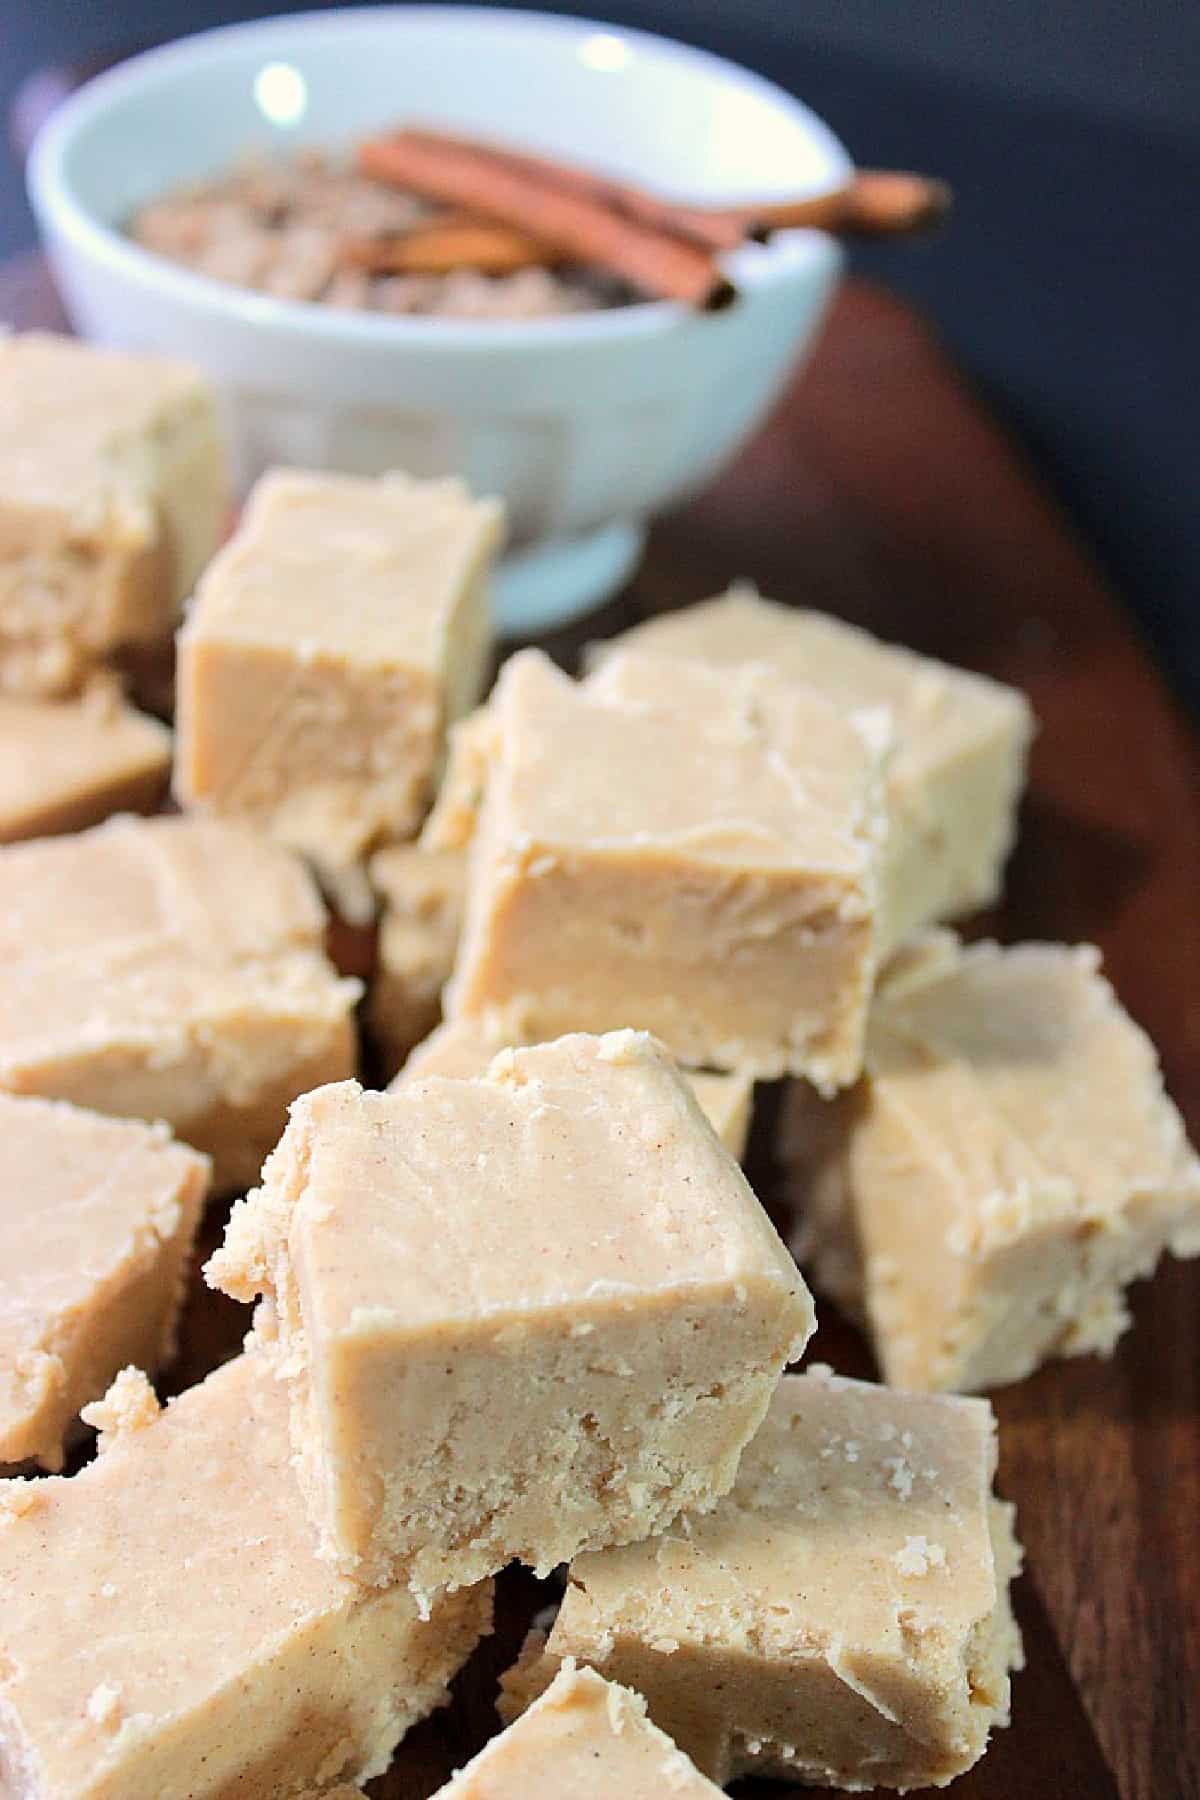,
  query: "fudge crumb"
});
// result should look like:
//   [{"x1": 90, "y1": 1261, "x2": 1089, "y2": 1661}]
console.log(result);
[
  {"x1": 86, "y1": 1683, "x2": 123, "y2": 1727},
  {"x1": 81, "y1": 1367, "x2": 161, "y2": 1449},
  {"x1": 883, "y1": 1455, "x2": 915, "y2": 1499},
  {"x1": 605, "y1": 1680, "x2": 627, "y2": 1735},
  {"x1": 0, "y1": 1481, "x2": 39, "y2": 1522},
  {"x1": 596, "y1": 1028, "x2": 649, "y2": 1066},
  {"x1": 894, "y1": 1535, "x2": 947, "y2": 1577}
]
